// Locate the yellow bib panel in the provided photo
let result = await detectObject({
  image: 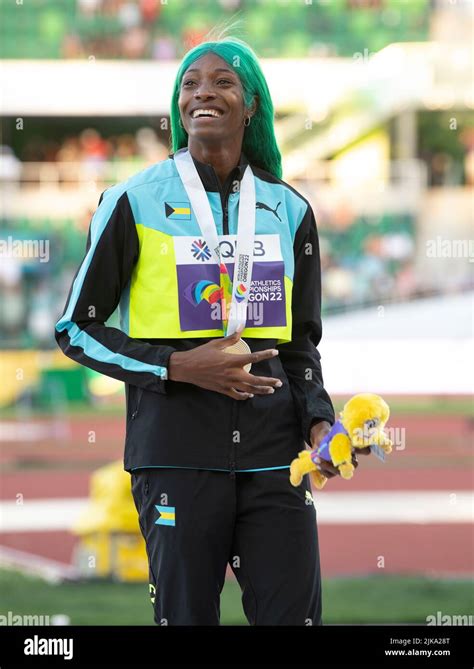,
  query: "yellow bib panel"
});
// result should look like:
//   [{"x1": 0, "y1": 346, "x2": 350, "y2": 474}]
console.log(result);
[{"x1": 129, "y1": 224, "x2": 293, "y2": 343}]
